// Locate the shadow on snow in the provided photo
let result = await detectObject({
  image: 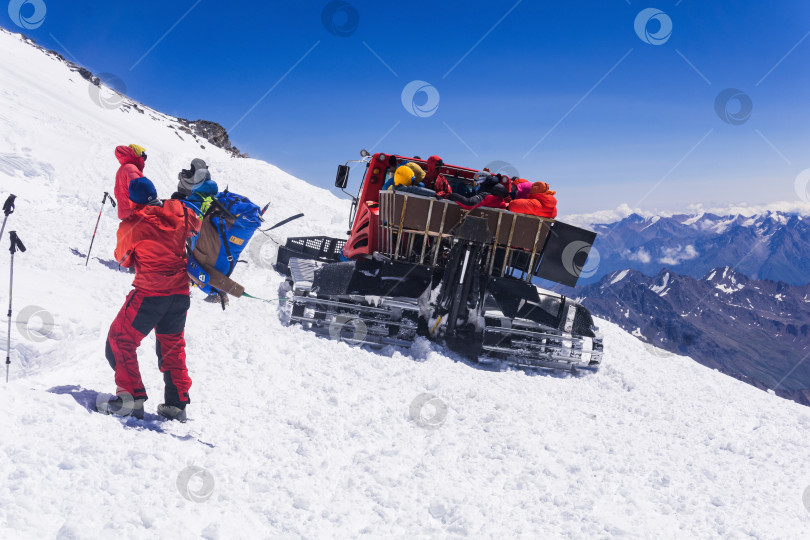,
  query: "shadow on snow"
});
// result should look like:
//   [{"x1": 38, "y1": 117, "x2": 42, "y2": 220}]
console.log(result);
[
  {"x1": 69, "y1": 247, "x2": 130, "y2": 272},
  {"x1": 47, "y1": 385, "x2": 214, "y2": 447}
]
